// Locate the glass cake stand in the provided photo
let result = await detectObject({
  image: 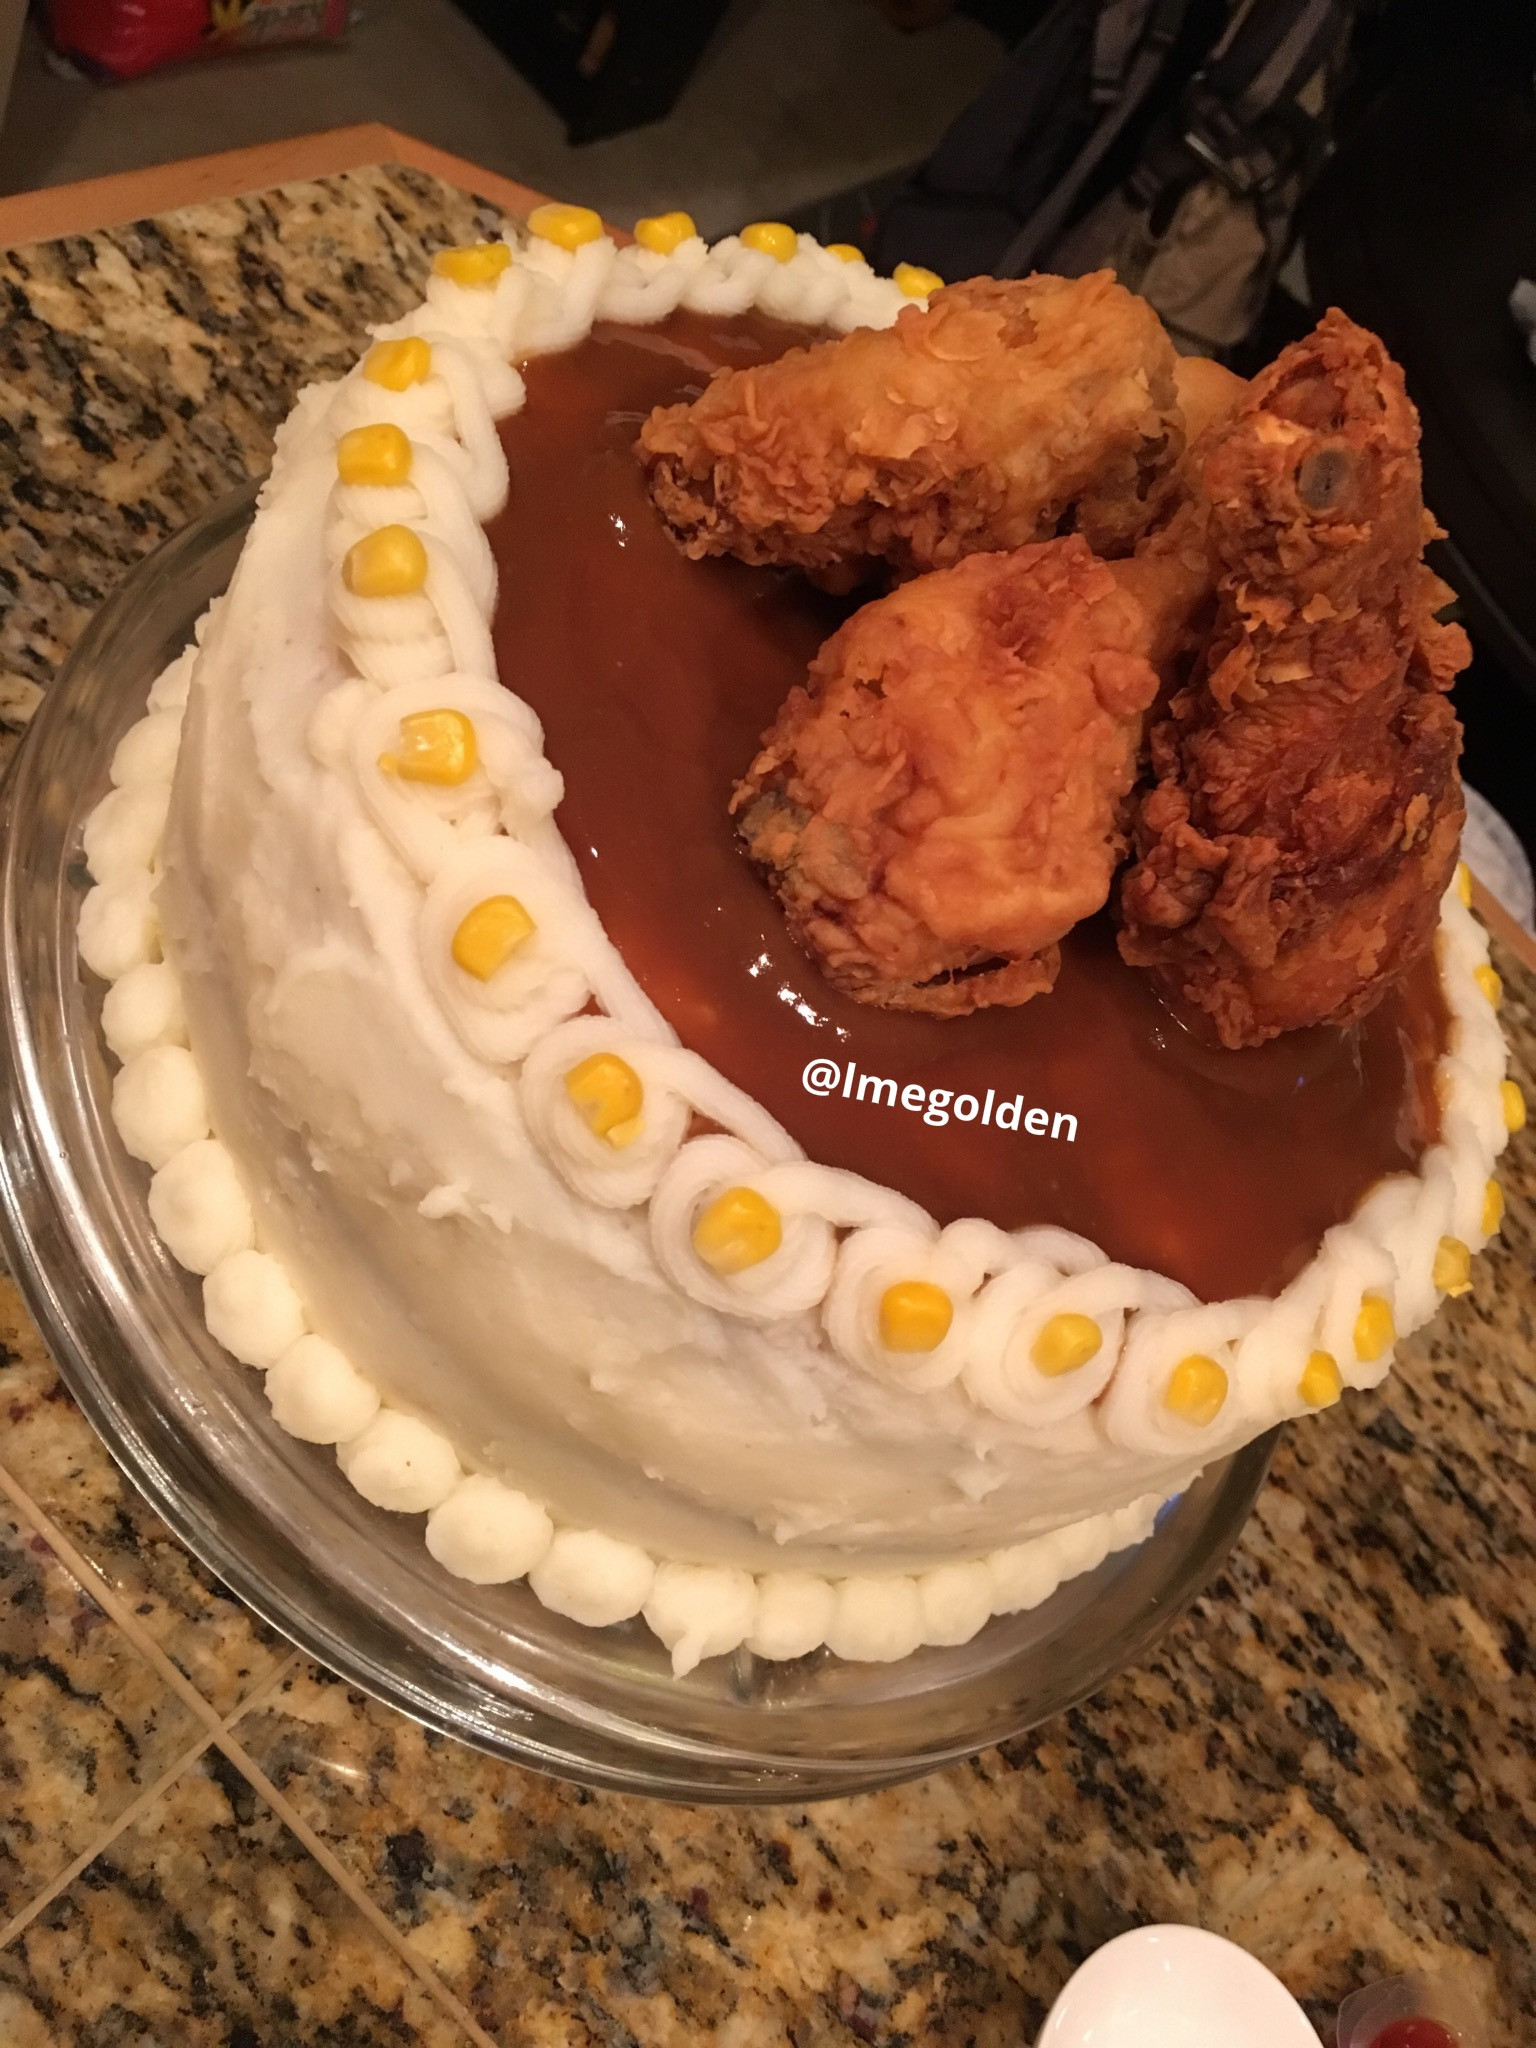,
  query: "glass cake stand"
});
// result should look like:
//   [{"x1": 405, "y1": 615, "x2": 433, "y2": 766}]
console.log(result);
[{"x1": 0, "y1": 488, "x2": 1277, "y2": 1801}]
